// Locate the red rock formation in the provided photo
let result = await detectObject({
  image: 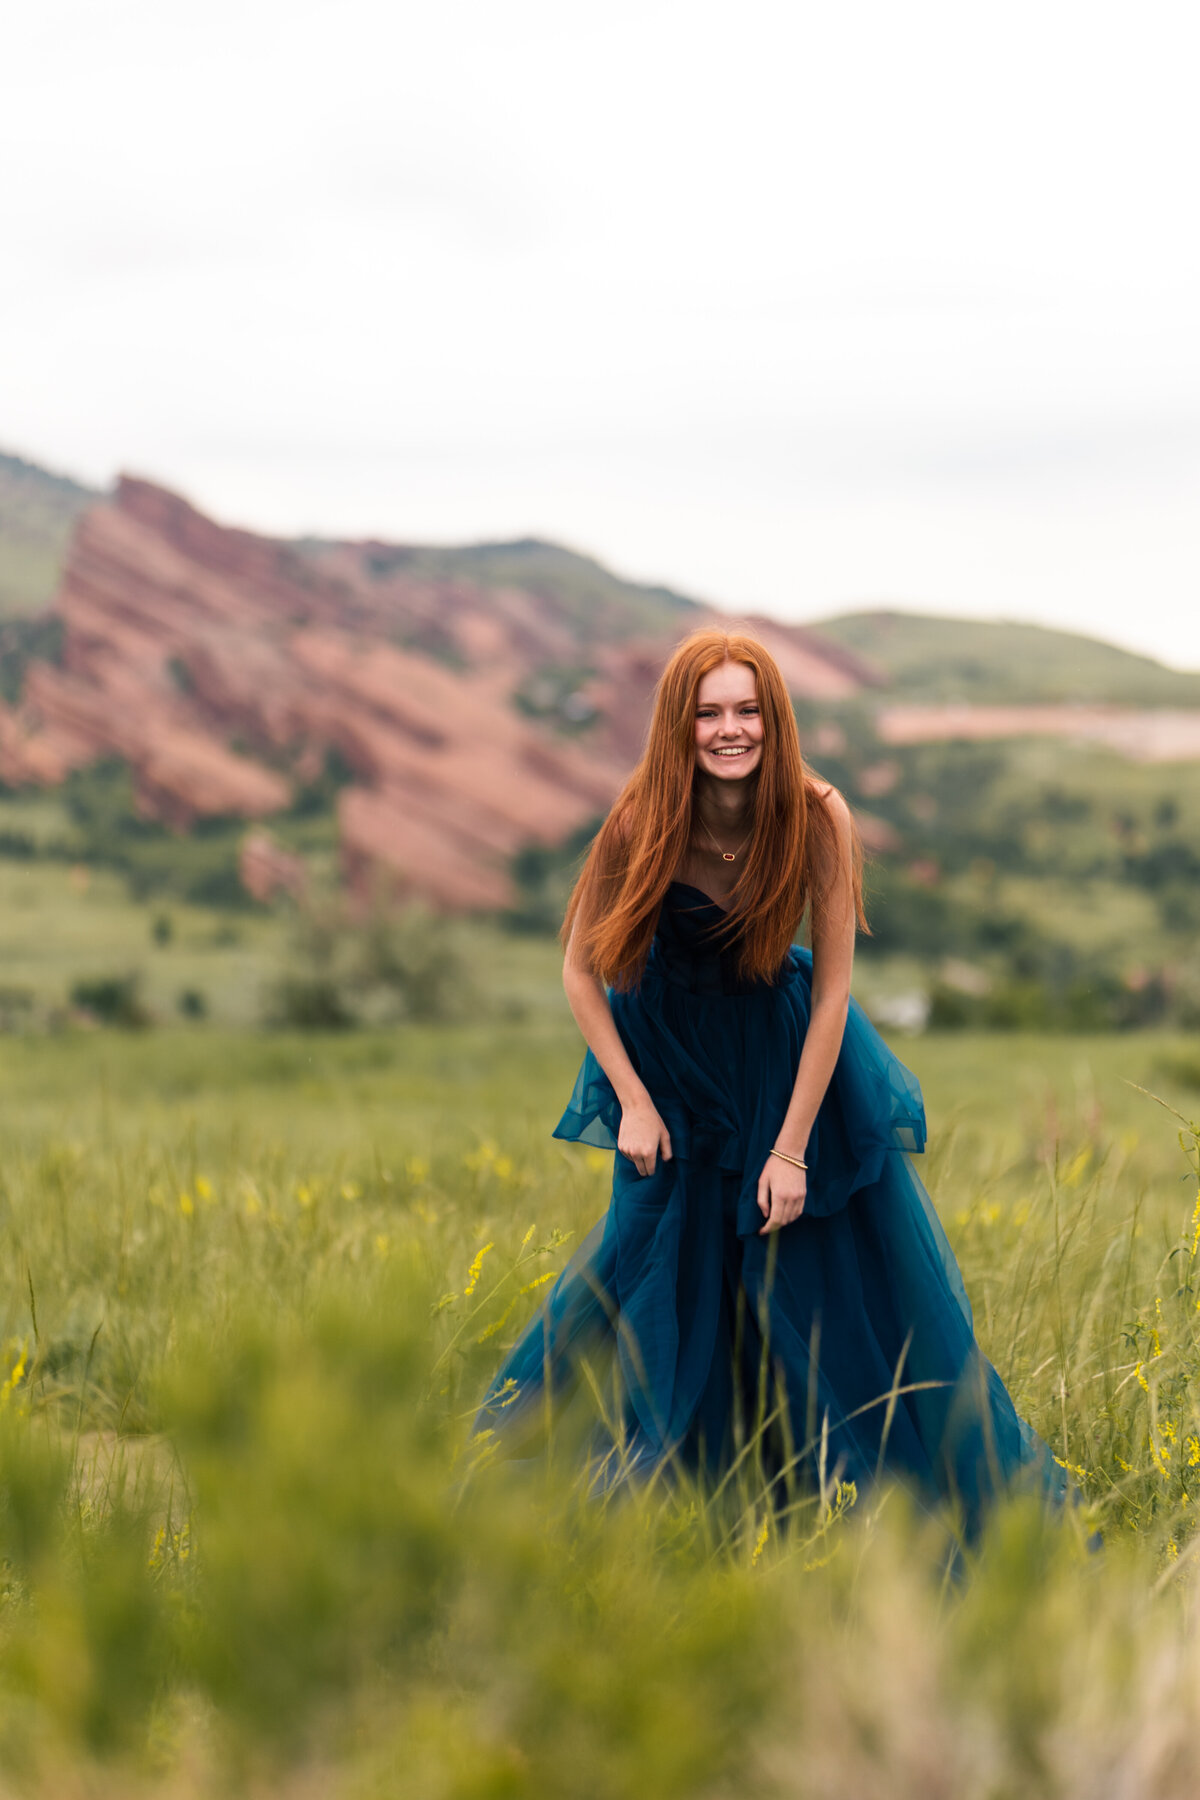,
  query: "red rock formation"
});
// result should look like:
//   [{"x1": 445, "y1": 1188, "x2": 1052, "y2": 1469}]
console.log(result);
[
  {"x1": 5, "y1": 476, "x2": 880, "y2": 909},
  {"x1": 734, "y1": 615, "x2": 885, "y2": 700},
  {"x1": 240, "y1": 829, "x2": 307, "y2": 904},
  {"x1": 877, "y1": 704, "x2": 1200, "y2": 762},
  {"x1": 339, "y1": 786, "x2": 513, "y2": 912}
]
